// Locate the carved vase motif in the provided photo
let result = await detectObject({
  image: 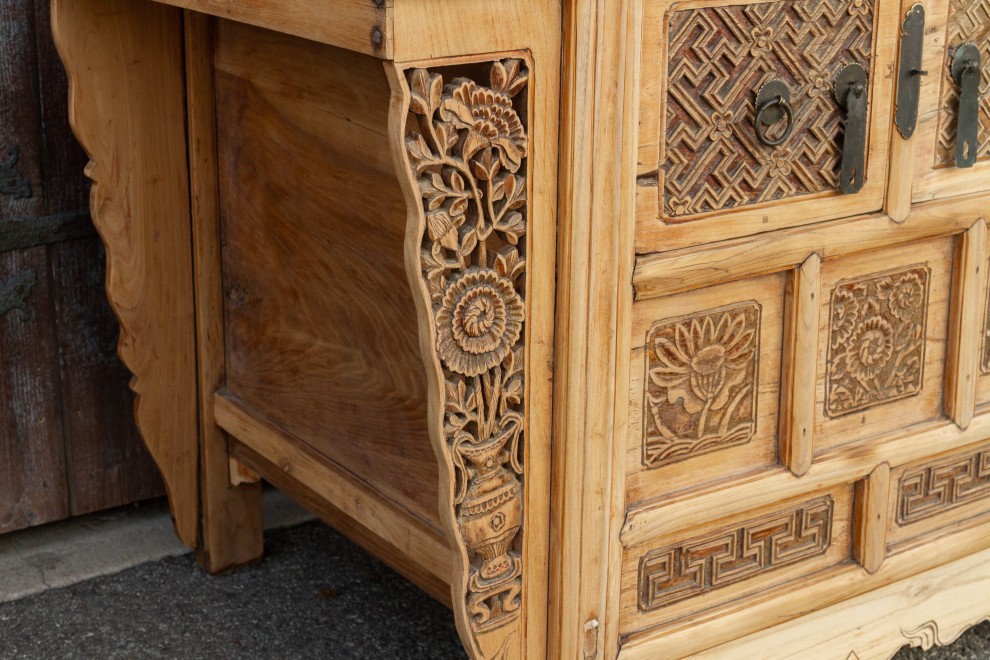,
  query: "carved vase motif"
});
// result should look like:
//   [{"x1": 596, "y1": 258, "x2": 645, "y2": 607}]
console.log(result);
[{"x1": 401, "y1": 58, "x2": 530, "y2": 641}]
